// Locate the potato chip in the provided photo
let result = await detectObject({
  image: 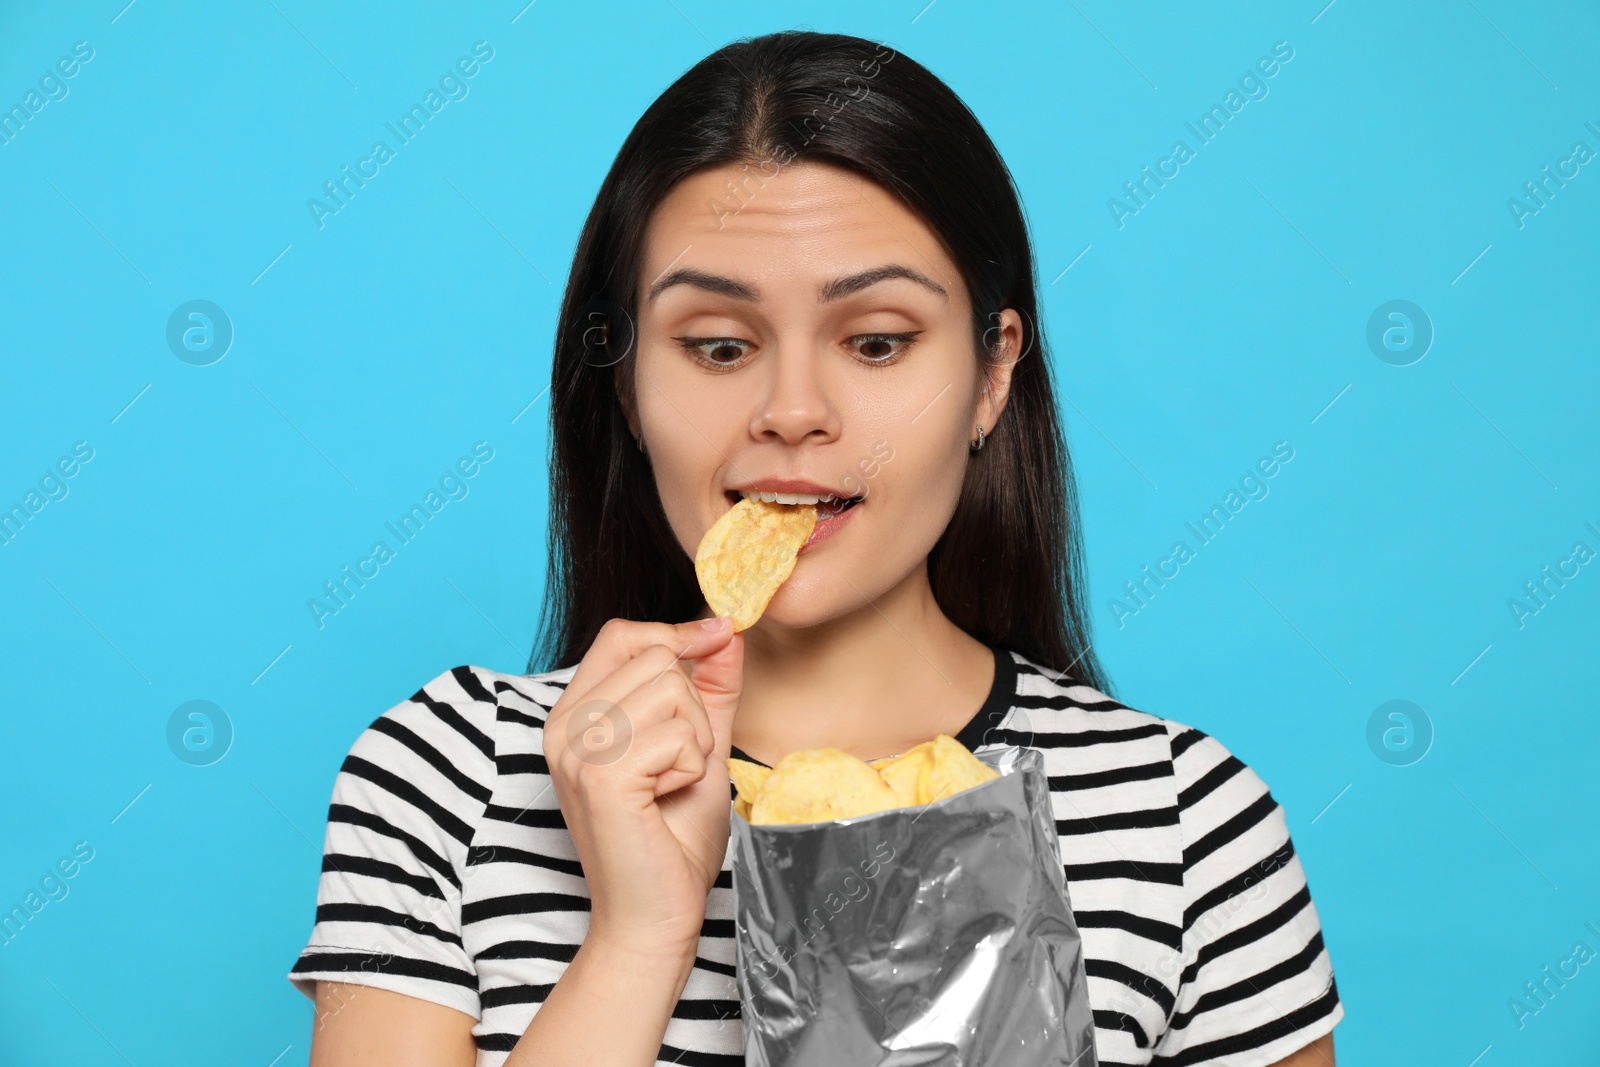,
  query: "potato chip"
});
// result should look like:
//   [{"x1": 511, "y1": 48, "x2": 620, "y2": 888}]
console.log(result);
[
  {"x1": 921, "y1": 733, "x2": 999, "y2": 803},
  {"x1": 695, "y1": 498, "x2": 818, "y2": 631},
  {"x1": 751, "y1": 748, "x2": 900, "y2": 825},
  {"x1": 734, "y1": 734, "x2": 999, "y2": 825},
  {"x1": 728, "y1": 757, "x2": 772, "y2": 822},
  {"x1": 873, "y1": 747, "x2": 934, "y2": 808}
]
